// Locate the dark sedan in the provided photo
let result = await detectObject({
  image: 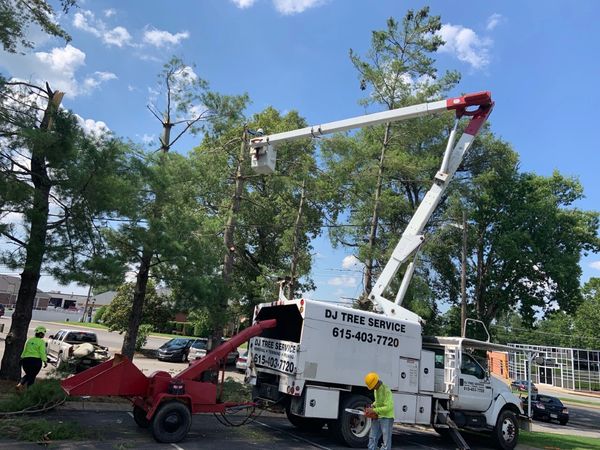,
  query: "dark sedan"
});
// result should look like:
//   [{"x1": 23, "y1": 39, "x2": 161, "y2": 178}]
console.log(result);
[
  {"x1": 522, "y1": 394, "x2": 569, "y2": 425},
  {"x1": 157, "y1": 338, "x2": 198, "y2": 362}
]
